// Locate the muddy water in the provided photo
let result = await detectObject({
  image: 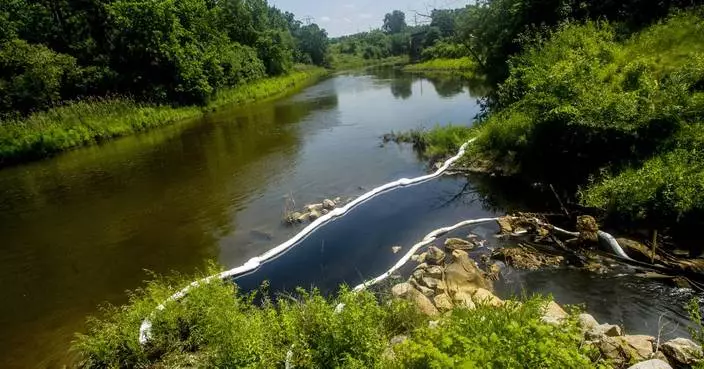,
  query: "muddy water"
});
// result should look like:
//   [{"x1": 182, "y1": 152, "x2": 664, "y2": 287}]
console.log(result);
[{"x1": 0, "y1": 68, "x2": 482, "y2": 368}]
